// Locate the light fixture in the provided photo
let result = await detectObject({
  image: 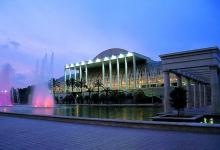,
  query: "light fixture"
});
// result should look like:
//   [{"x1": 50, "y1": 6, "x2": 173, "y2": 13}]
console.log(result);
[
  {"x1": 118, "y1": 54, "x2": 124, "y2": 58},
  {"x1": 111, "y1": 55, "x2": 117, "y2": 59},
  {"x1": 127, "y1": 52, "x2": 133, "y2": 57},
  {"x1": 65, "y1": 64, "x2": 69, "y2": 69},
  {"x1": 104, "y1": 57, "x2": 109, "y2": 61},
  {"x1": 96, "y1": 58, "x2": 101, "y2": 62},
  {"x1": 88, "y1": 60, "x2": 93, "y2": 64}
]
